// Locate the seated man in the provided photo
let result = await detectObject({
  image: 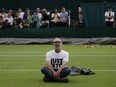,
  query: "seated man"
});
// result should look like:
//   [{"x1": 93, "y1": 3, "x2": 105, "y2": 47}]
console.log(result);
[
  {"x1": 41, "y1": 8, "x2": 50, "y2": 28},
  {"x1": 105, "y1": 6, "x2": 115, "y2": 27},
  {"x1": 14, "y1": 12, "x2": 23, "y2": 28},
  {"x1": 41, "y1": 38, "x2": 71, "y2": 82},
  {"x1": 60, "y1": 7, "x2": 69, "y2": 27}
]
